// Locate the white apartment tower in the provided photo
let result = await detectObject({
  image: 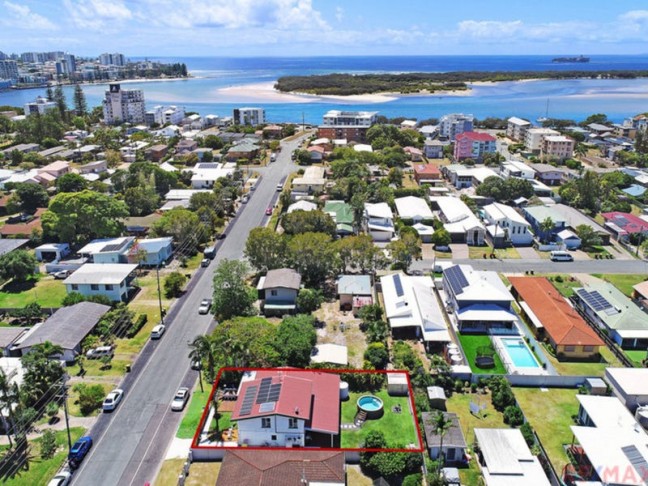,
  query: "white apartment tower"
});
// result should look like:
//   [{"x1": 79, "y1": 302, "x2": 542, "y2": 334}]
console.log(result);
[
  {"x1": 233, "y1": 107, "x2": 265, "y2": 126},
  {"x1": 24, "y1": 97, "x2": 58, "y2": 116},
  {"x1": 102, "y1": 84, "x2": 146, "y2": 125}
]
